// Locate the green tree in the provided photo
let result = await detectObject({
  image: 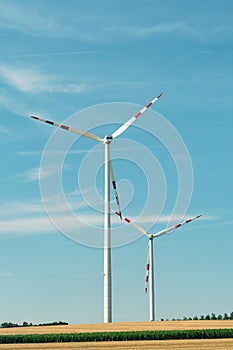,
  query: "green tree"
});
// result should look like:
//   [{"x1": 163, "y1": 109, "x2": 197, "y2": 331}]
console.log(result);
[
  {"x1": 211, "y1": 313, "x2": 217, "y2": 320},
  {"x1": 1, "y1": 322, "x2": 18, "y2": 328},
  {"x1": 224, "y1": 313, "x2": 229, "y2": 320},
  {"x1": 217, "y1": 314, "x2": 223, "y2": 320}
]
